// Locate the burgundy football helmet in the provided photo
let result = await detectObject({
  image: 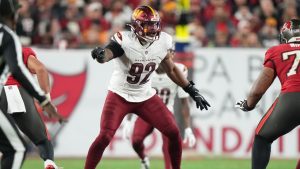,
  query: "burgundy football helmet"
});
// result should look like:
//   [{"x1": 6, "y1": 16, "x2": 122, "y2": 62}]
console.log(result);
[
  {"x1": 130, "y1": 5, "x2": 161, "y2": 43},
  {"x1": 280, "y1": 19, "x2": 300, "y2": 43}
]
